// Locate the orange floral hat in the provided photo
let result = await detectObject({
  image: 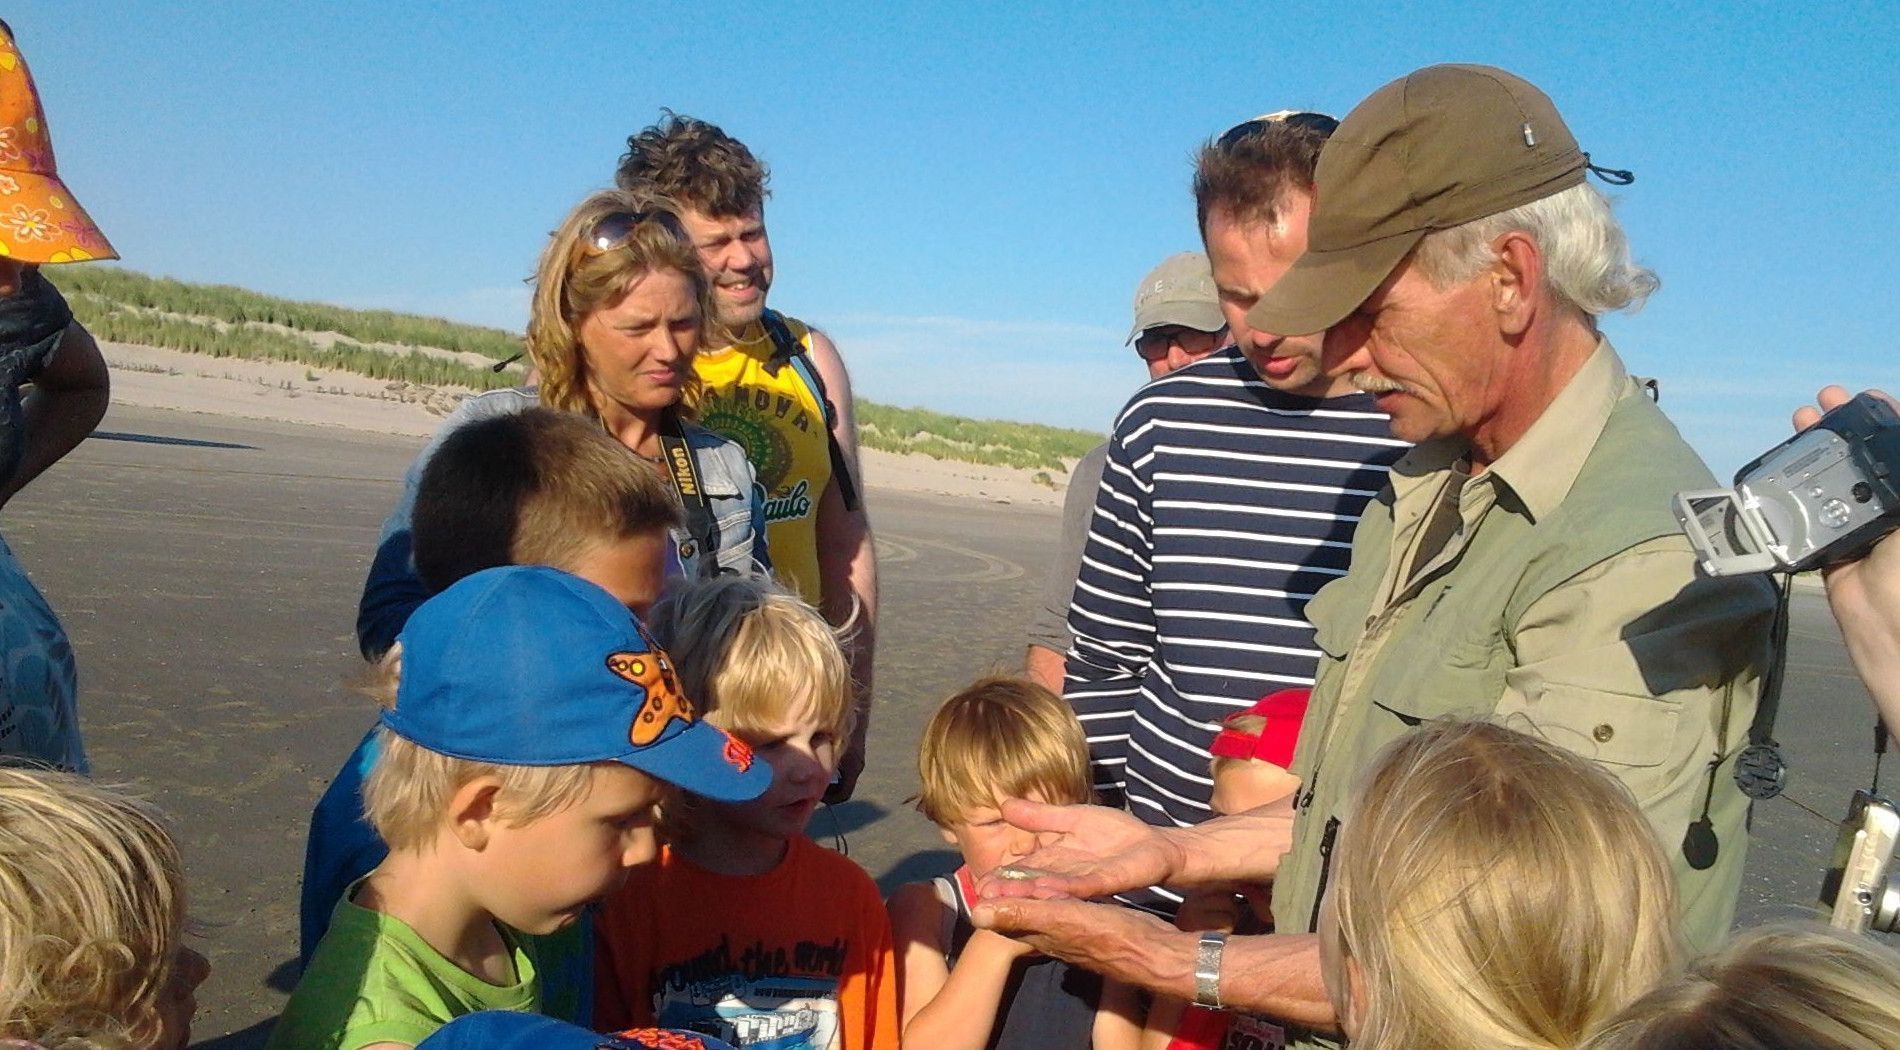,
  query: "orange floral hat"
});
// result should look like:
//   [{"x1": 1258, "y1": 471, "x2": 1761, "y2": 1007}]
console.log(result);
[{"x1": 0, "y1": 23, "x2": 116, "y2": 264}]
